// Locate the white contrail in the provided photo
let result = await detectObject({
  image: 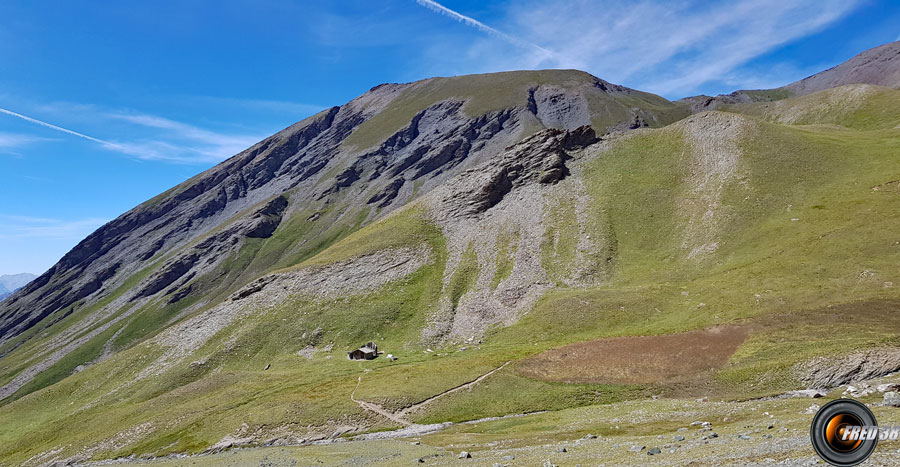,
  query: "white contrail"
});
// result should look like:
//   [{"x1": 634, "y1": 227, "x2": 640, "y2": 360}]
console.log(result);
[
  {"x1": 415, "y1": 0, "x2": 555, "y2": 57},
  {"x1": 0, "y1": 107, "x2": 123, "y2": 150}
]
